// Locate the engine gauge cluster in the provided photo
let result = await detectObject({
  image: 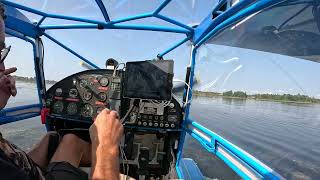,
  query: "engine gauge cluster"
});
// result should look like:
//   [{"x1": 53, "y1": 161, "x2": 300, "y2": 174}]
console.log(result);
[{"x1": 45, "y1": 69, "x2": 121, "y2": 122}]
